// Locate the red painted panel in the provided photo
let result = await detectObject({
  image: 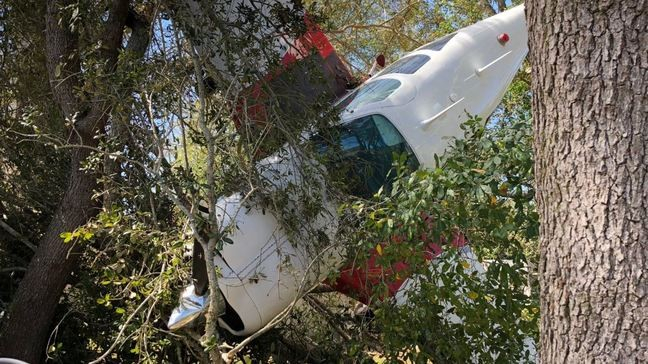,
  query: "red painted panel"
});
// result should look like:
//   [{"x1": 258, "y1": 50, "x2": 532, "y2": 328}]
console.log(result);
[
  {"x1": 235, "y1": 15, "x2": 353, "y2": 130},
  {"x1": 332, "y1": 213, "x2": 468, "y2": 305}
]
